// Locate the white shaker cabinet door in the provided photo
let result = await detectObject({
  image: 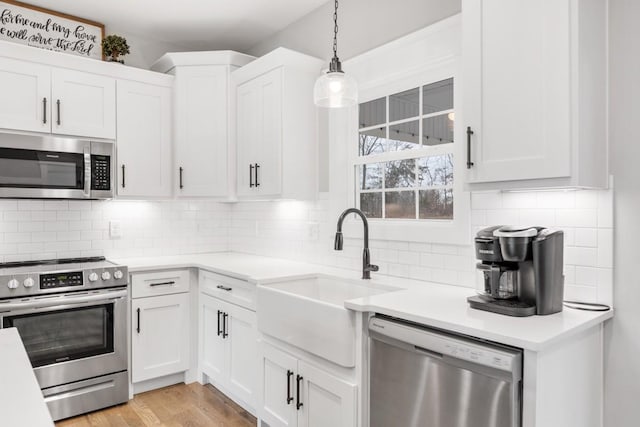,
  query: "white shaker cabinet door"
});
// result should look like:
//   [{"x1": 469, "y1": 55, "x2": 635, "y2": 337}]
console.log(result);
[
  {"x1": 131, "y1": 293, "x2": 190, "y2": 383},
  {"x1": 51, "y1": 68, "x2": 116, "y2": 139},
  {"x1": 236, "y1": 67, "x2": 283, "y2": 197},
  {"x1": 225, "y1": 302, "x2": 258, "y2": 409},
  {"x1": 297, "y1": 360, "x2": 356, "y2": 427},
  {"x1": 200, "y1": 293, "x2": 227, "y2": 385},
  {"x1": 258, "y1": 342, "x2": 298, "y2": 427},
  {"x1": 116, "y1": 80, "x2": 172, "y2": 197},
  {"x1": 464, "y1": 0, "x2": 571, "y2": 184},
  {"x1": 174, "y1": 65, "x2": 230, "y2": 197},
  {"x1": 0, "y1": 57, "x2": 51, "y2": 133}
]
